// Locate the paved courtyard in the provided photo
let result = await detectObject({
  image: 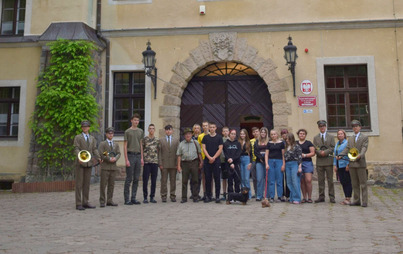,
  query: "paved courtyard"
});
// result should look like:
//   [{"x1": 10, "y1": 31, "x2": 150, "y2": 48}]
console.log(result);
[{"x1": 0, "y1": 180, "x2": 402, "y2": 254}]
